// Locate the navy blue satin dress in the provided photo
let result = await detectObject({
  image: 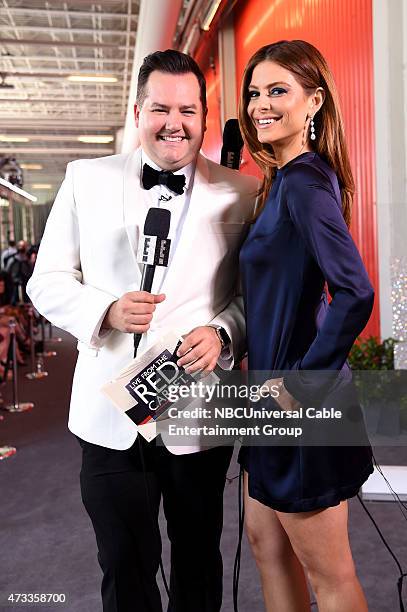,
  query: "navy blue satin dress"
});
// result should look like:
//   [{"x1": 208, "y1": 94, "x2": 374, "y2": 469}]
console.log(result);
[{"x1": 239, "y1": 151, "x2": 374, "y2": 512}]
